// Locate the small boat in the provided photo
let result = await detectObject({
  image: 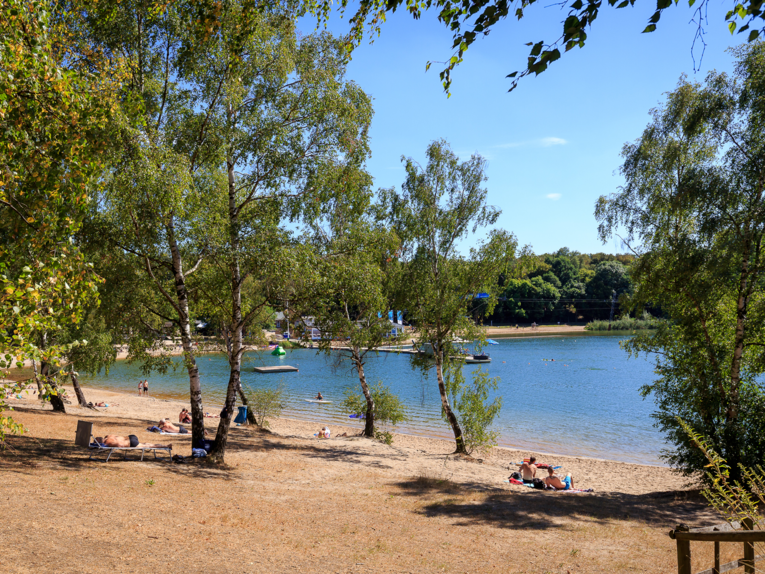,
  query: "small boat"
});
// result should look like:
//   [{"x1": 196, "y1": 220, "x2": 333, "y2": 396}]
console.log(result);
[
  {"x1": 304, "y1": 399, "x2": 332, "y2": 404},
  {"x1": 465, "y1": 353, "x2": 491, "y2": 364},
  {"x1": 271, "y1": 345, "x2": 286, "y2": 356}
]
